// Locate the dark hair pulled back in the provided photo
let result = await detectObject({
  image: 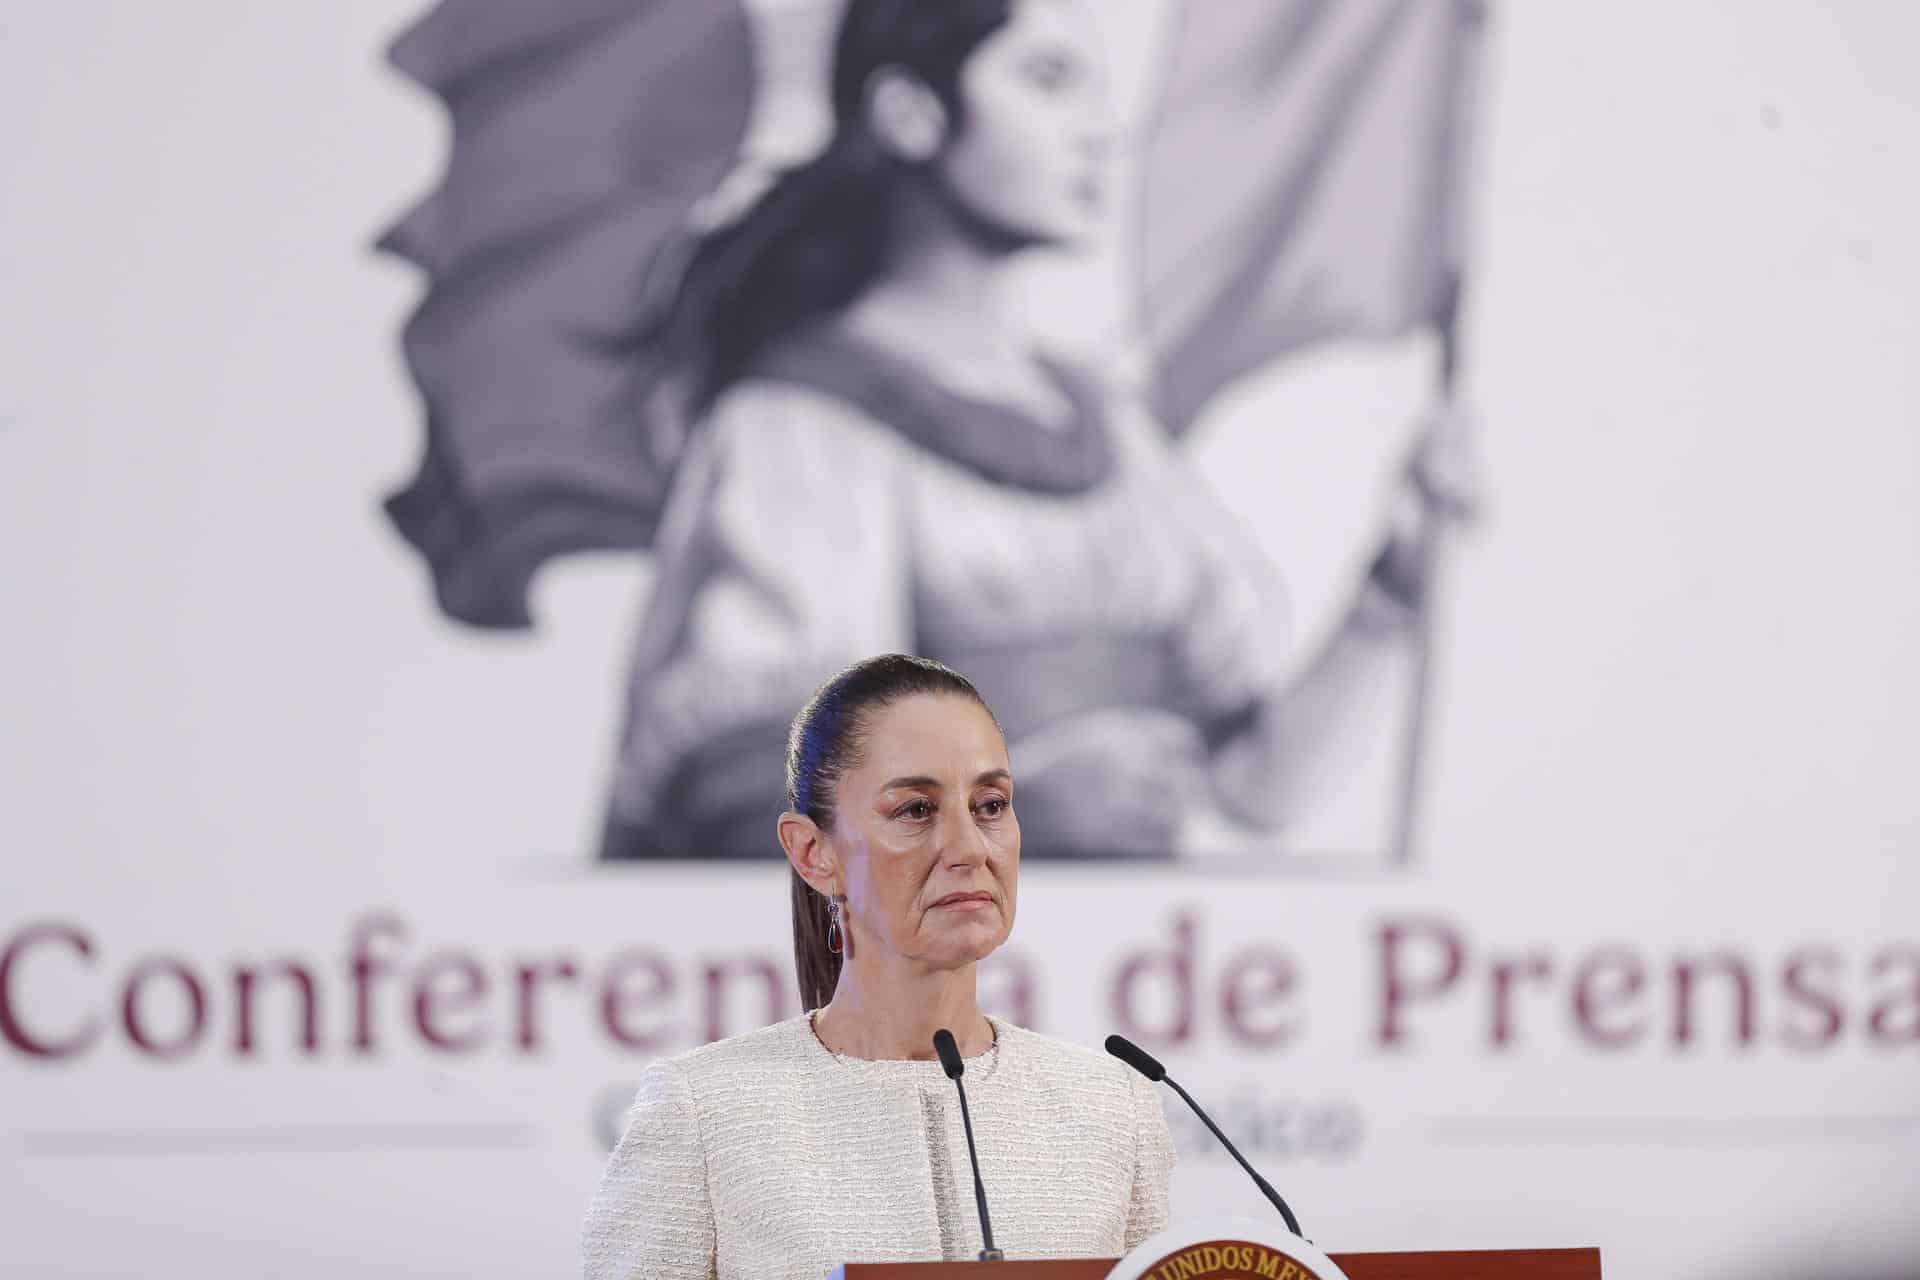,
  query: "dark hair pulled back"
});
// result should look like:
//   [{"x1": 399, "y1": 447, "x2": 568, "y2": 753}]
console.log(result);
[
  {"x1": 648, "y1": 0, "x2": 1015, "y2": 419},
  {"x1": 787, "y1": 653, "x2": 999, "y2": 1011}
]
